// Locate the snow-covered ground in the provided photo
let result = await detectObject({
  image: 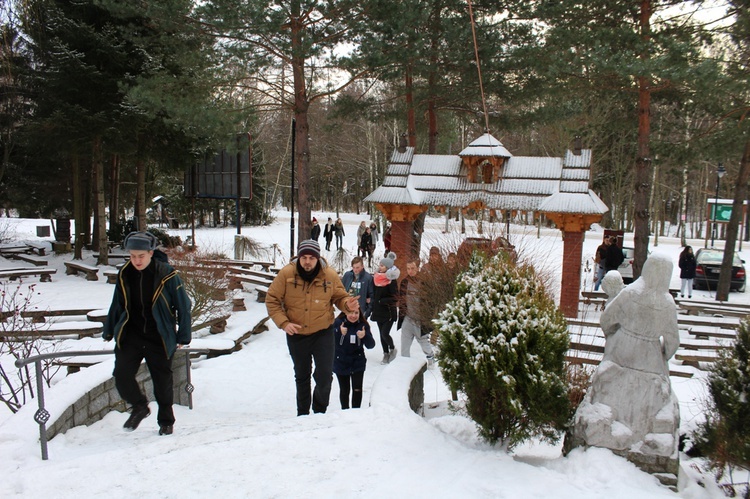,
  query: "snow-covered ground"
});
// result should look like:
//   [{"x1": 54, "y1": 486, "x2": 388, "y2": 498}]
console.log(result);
[{"x1": 0, "y1": 212, "x2": 740, "y2": 498}]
